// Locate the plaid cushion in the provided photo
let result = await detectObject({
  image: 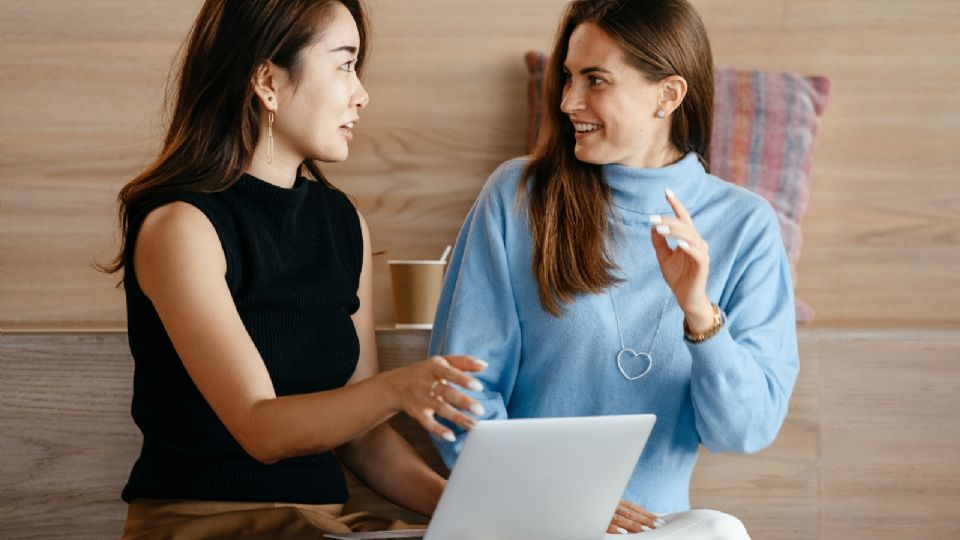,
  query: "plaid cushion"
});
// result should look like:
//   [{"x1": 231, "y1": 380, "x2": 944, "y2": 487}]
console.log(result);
[{"x1": 525, "y1": 51, "x2": 831, "y2": 323}]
